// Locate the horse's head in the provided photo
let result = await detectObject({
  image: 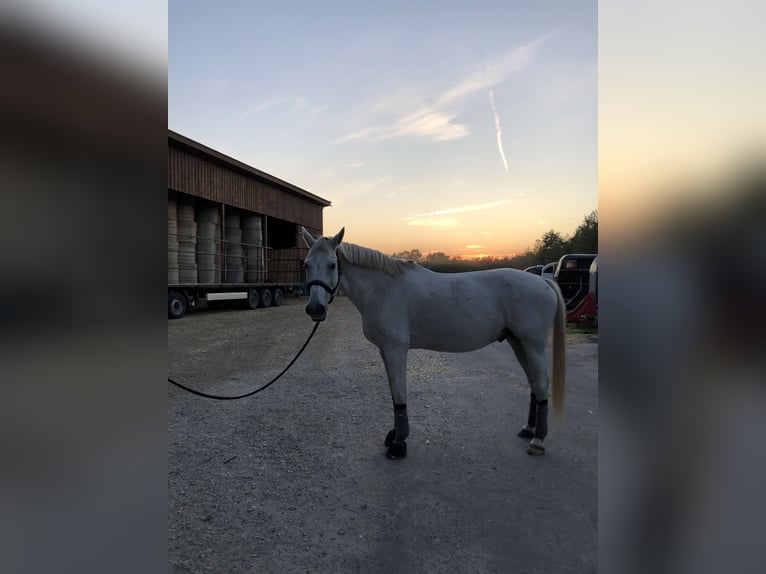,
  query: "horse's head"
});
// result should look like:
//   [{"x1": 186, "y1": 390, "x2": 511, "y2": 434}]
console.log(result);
[{"x1": 301, "y1": 226, "x2": 345, "y2": 321}]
